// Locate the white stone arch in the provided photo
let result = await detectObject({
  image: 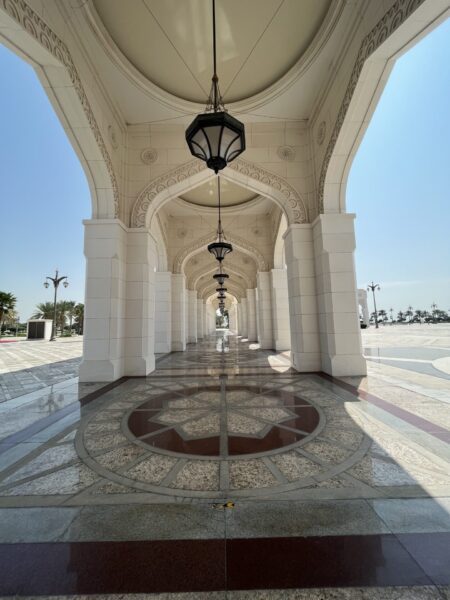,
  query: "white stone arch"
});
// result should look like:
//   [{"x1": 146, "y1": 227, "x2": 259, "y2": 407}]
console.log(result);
[
  {"x1": 200, "y1": 280, "x2": 246, "y2": 303},
  {"x1": 319, "y1": 0, "x2": 446, "y2": 214},
  {"x1": 0, "y1": 0, "x2": 120, "y2": 220},
  {"x1": 131, "y1": 158, "x2": 308, "y2": 229},
  {"x1": 194, "y1": 265, "x2": 252, "y2": 296},
  {"x1": 173, "y1": 230, "x2": 268, "y2": 275}
]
